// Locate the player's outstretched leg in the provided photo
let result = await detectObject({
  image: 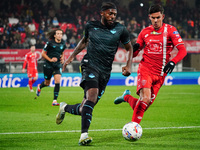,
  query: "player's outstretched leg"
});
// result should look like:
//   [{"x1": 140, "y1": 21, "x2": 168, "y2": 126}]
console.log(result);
[
  {"x1": 56, "y1": 102, "x2": 67, "y2": 124},
  {"x1": 78, "y1": 133, "x2": 92, "y2": 146},
  {"x1": 114, "y1": 90, "x2": 131, "y2": 104}
]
